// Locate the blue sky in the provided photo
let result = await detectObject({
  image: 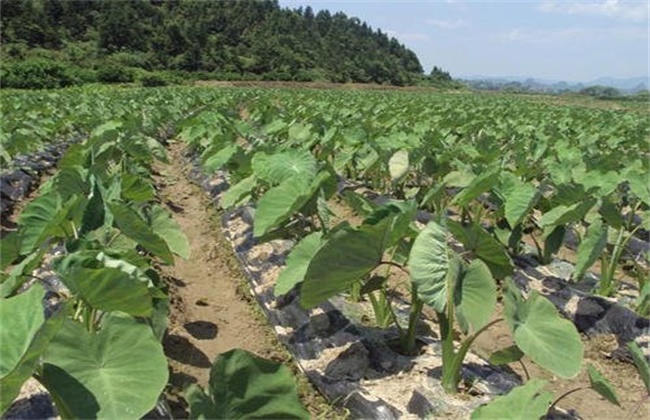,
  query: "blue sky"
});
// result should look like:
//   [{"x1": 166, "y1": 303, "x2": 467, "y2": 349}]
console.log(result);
[{"x1": 279, "y1": 0, "x2": 649, "y2": 82}]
